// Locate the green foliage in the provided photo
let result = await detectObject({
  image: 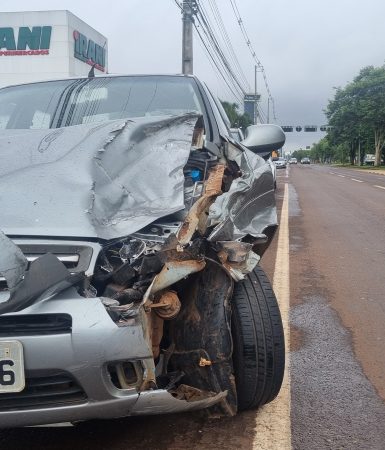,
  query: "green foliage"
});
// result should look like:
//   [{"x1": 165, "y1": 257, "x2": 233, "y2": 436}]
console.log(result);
[
  {"x1": 291, "y1": 149, "x2": 311, "y2": 160},
  {"x1": 221, "y1": 100, "x2": 252, "y2": 129},
  {"x1": 305, "y1": 138, "x2": 350, "y2": 164},
  {"x1": 238, "y1": 111, "x2": 253, "y2": 129},
  {"x1": 326, "y1": 65, "x2": 385, "y2": 166},
  {"x1": 292, "y1": 138, "x2": 350, "y2": 164},
  {"x1": 310, "y1": 137, "x2": 334, "y2": 163}
]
